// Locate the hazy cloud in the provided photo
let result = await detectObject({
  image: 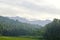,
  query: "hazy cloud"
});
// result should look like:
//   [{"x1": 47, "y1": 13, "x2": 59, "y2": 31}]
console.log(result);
[
  {"x1": 20, "y1": 1, "x2": 60, "y2": 14},
  {"x1": 0, "y1": 0, "x2": 60, "y2": 20},
  {"x1": 0, "y1": 0, "x2": 60, "y2": 14}
]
